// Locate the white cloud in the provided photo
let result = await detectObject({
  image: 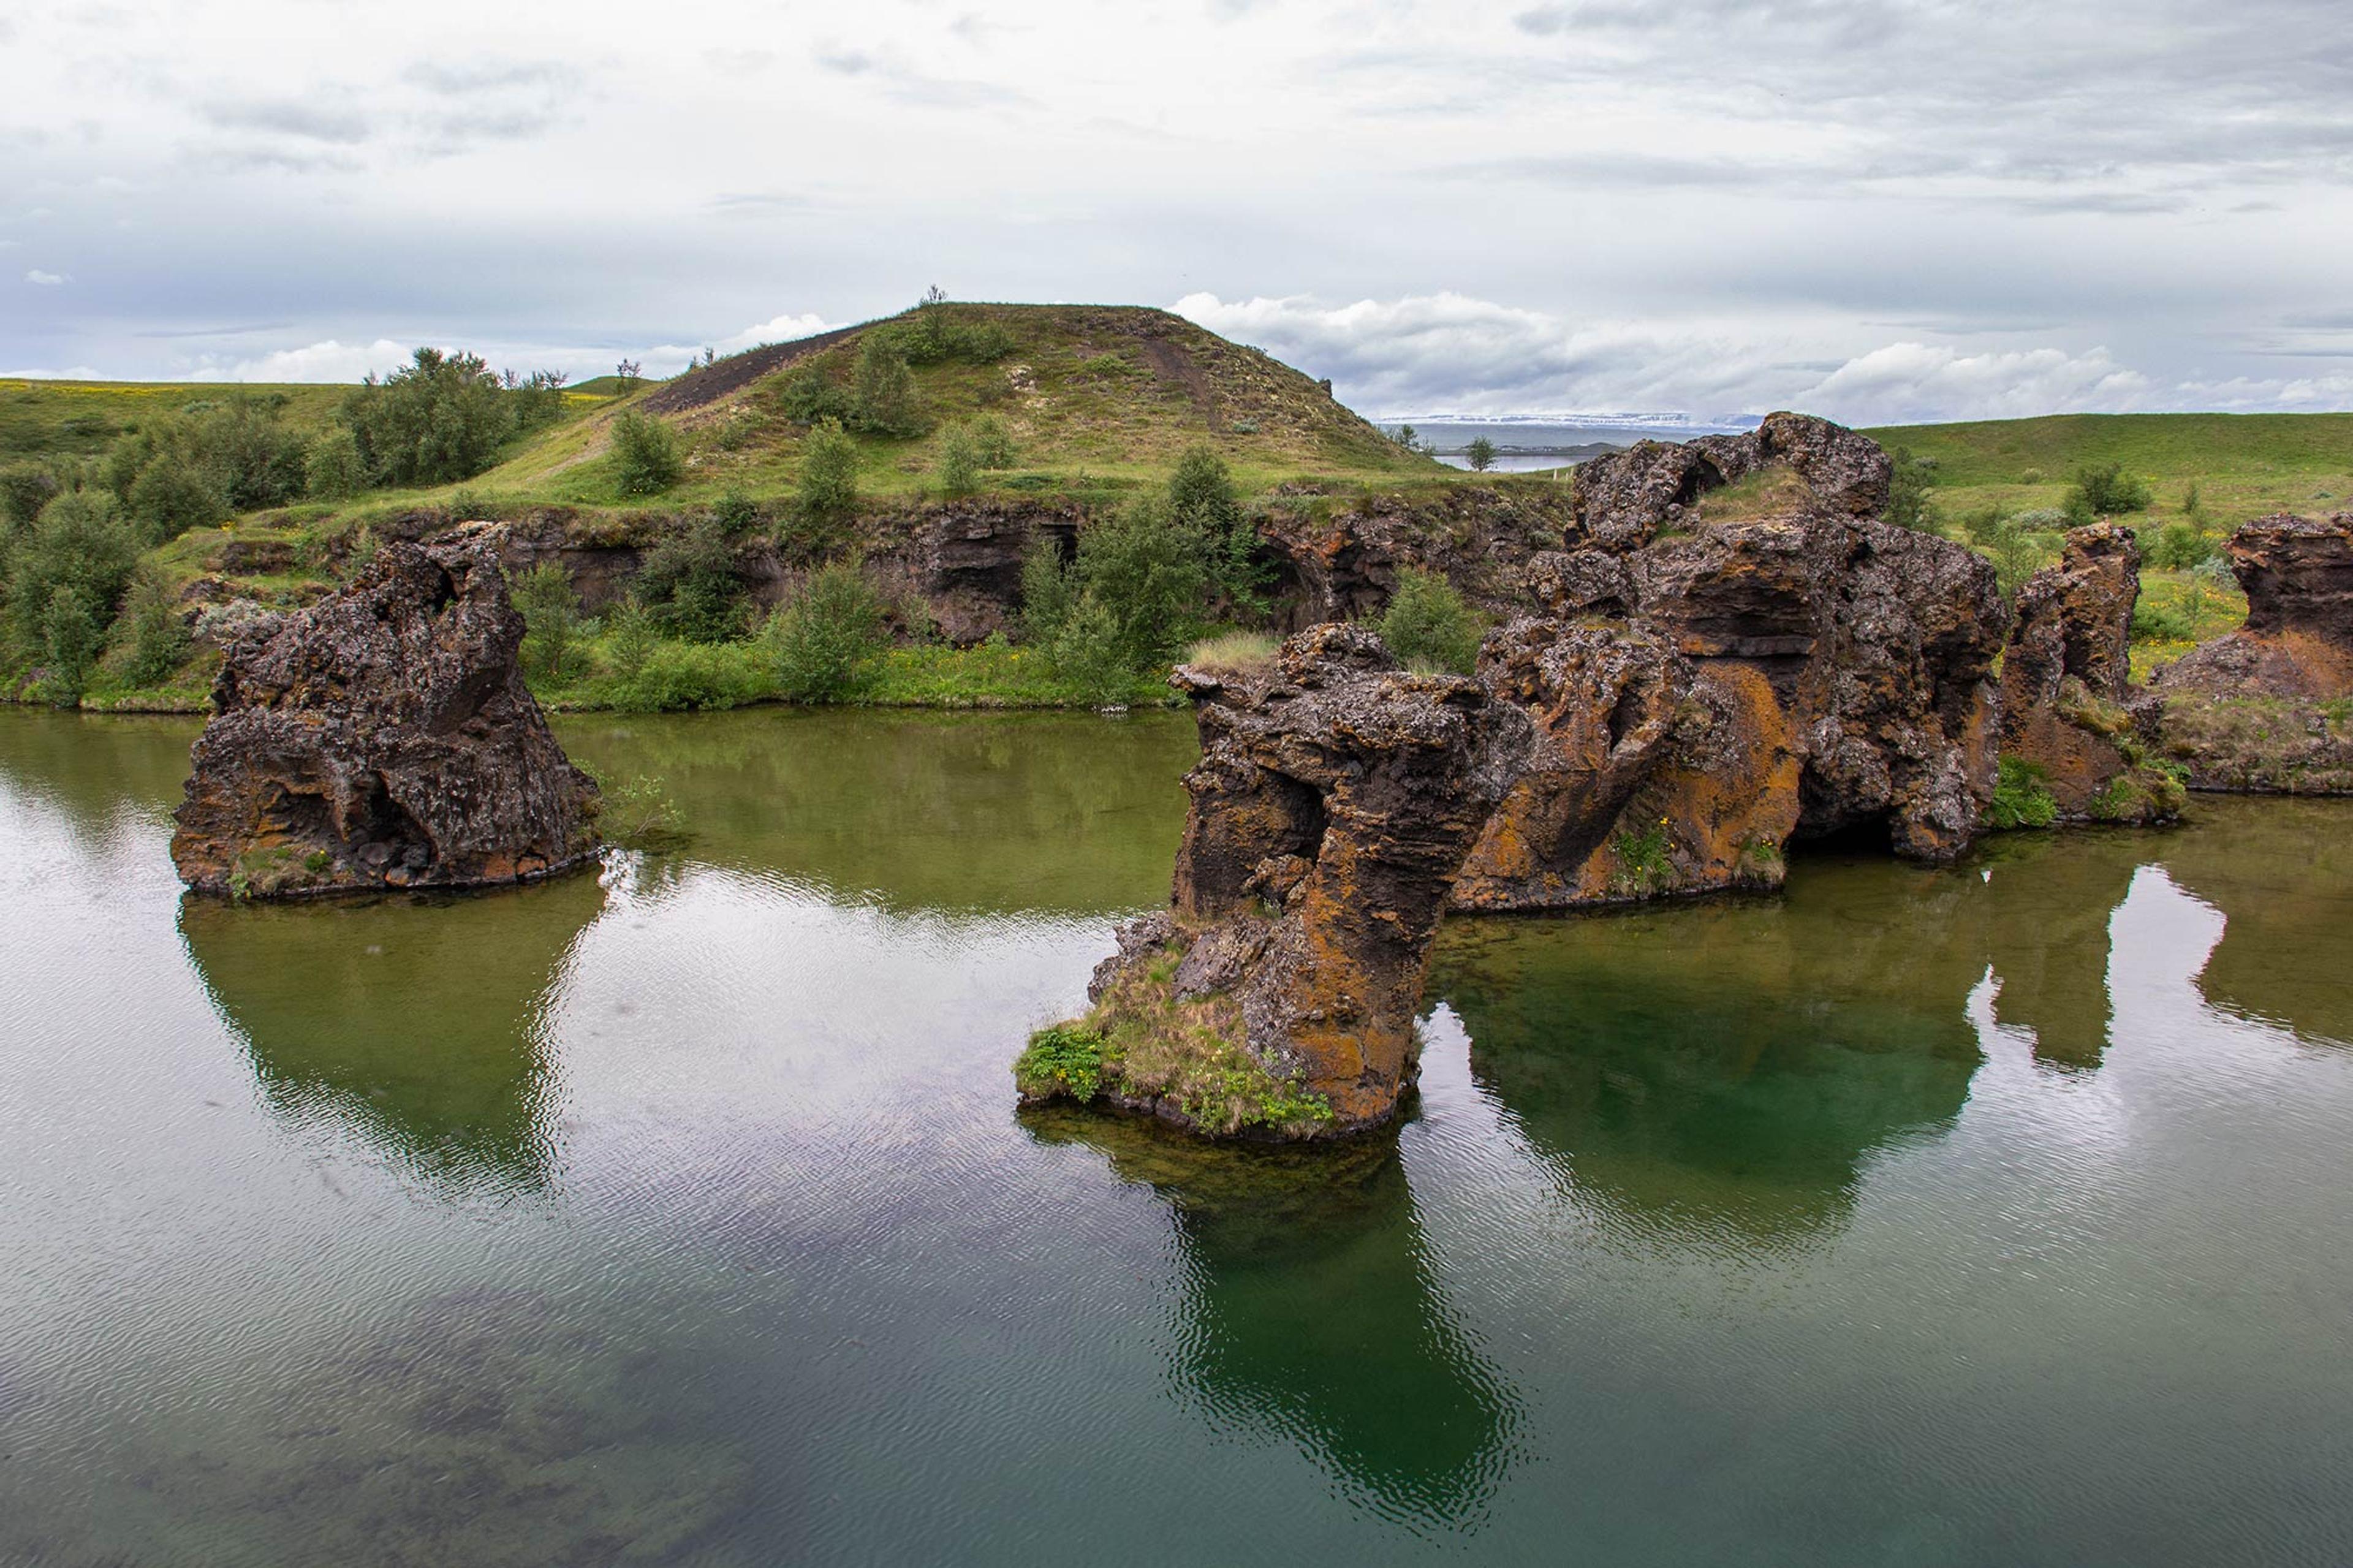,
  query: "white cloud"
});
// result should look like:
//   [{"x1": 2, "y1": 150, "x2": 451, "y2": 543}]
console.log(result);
[
  {"x1": 25, "y1": 269, "x2": 67, "y2": 286},
  {"x1": 198, "y1": 337, "x2": 412, "y2": 382},
  {"x1": 1795, "y1": 344, "x2": 2154, "y2": 424}
]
